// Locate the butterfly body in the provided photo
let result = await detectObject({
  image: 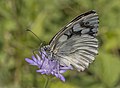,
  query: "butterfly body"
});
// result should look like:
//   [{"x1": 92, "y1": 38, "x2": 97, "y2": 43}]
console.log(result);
[{"x1": 42, "y1": 10, "x2": 99, "y2": 72}]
